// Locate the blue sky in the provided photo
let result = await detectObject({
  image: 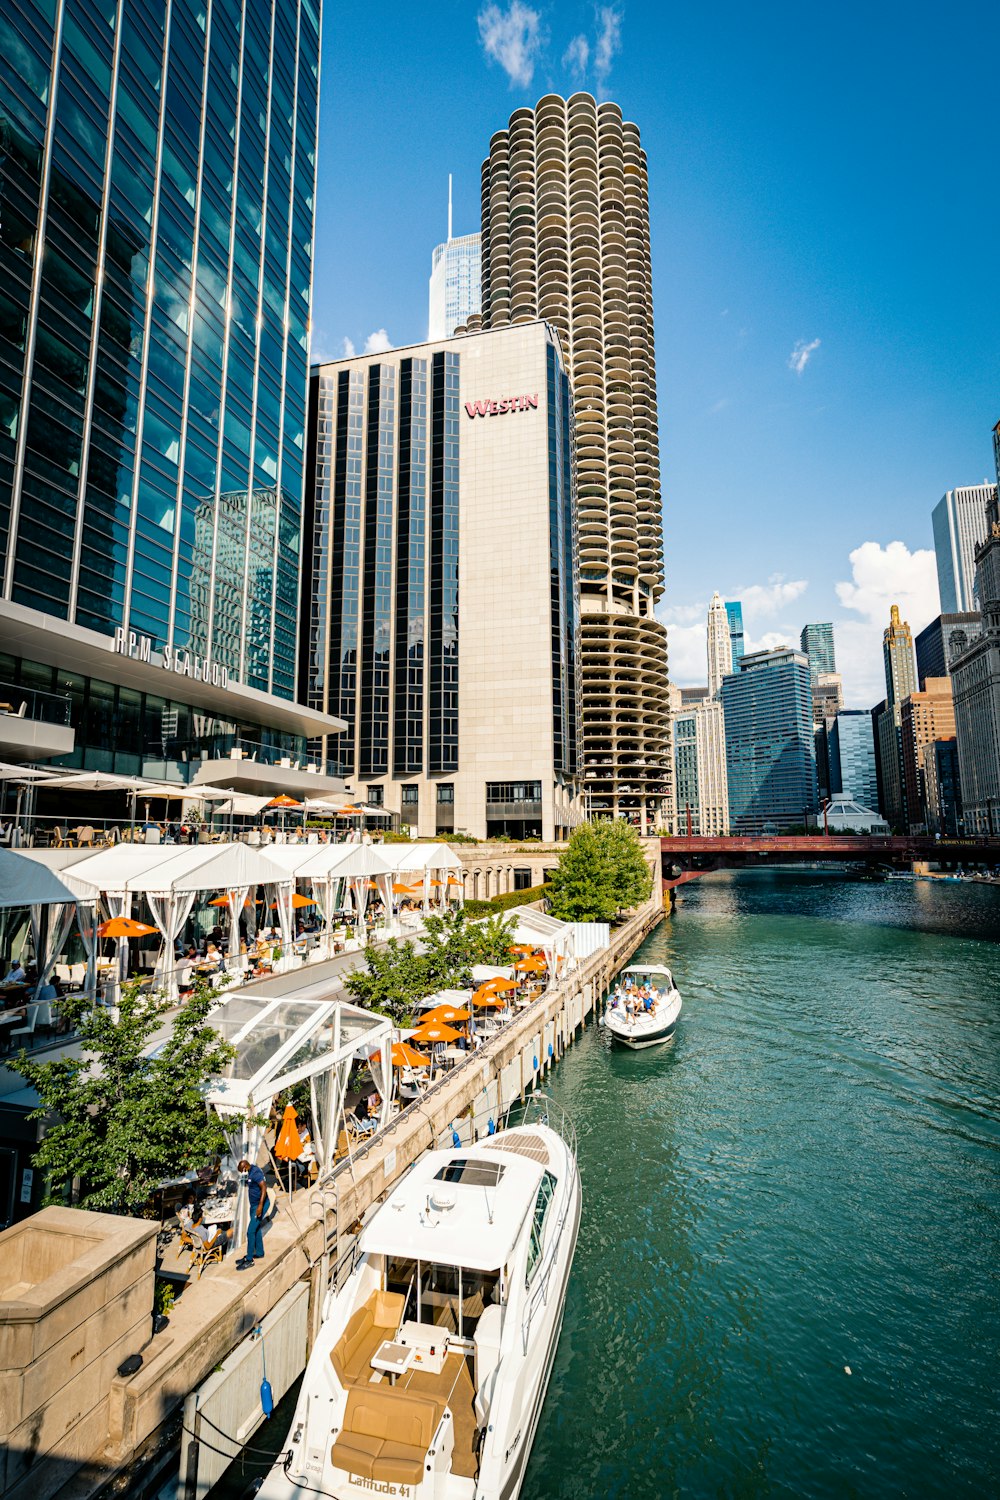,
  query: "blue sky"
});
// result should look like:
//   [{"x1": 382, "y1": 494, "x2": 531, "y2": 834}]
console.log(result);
[{"x1": 313, "y1": 0, "x2": 999, "y2": 705}]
